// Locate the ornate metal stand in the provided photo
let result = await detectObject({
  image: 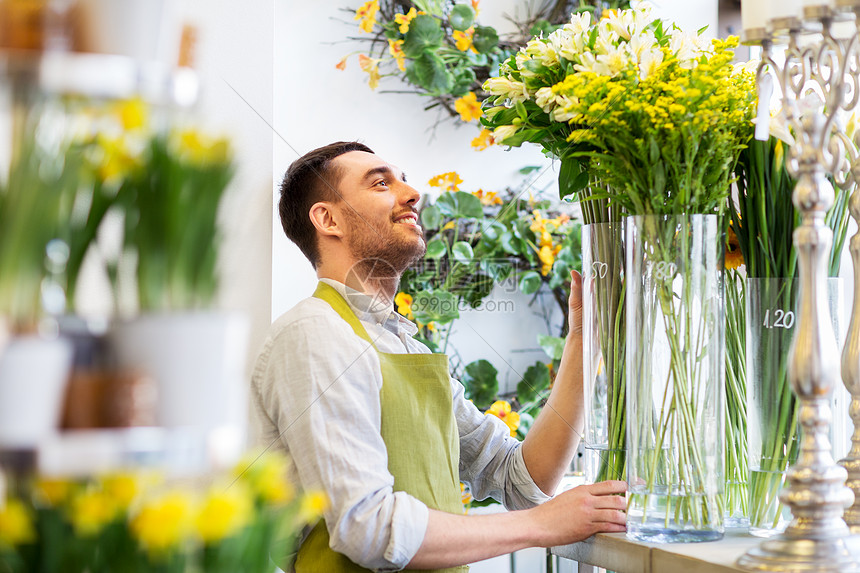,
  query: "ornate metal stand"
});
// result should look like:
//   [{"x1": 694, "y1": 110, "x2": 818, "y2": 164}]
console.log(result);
[{"x1": 737, "y1": 6, "x2": 859, "y2": 572}]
